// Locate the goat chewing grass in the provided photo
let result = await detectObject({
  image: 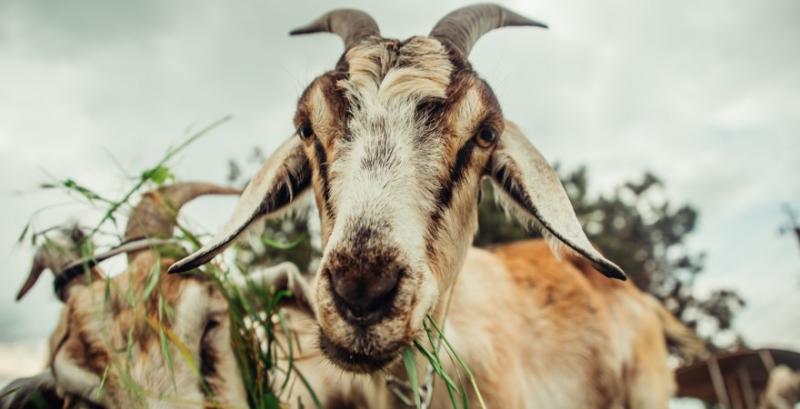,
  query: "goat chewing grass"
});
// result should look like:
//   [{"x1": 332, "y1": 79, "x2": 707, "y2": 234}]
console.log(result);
[
  {"x1": 169, "y1": 4, "x2": 706, "y2": 408},
  {"x1": 2, "y1": 119, "x2": 477, "y2": 409}
]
